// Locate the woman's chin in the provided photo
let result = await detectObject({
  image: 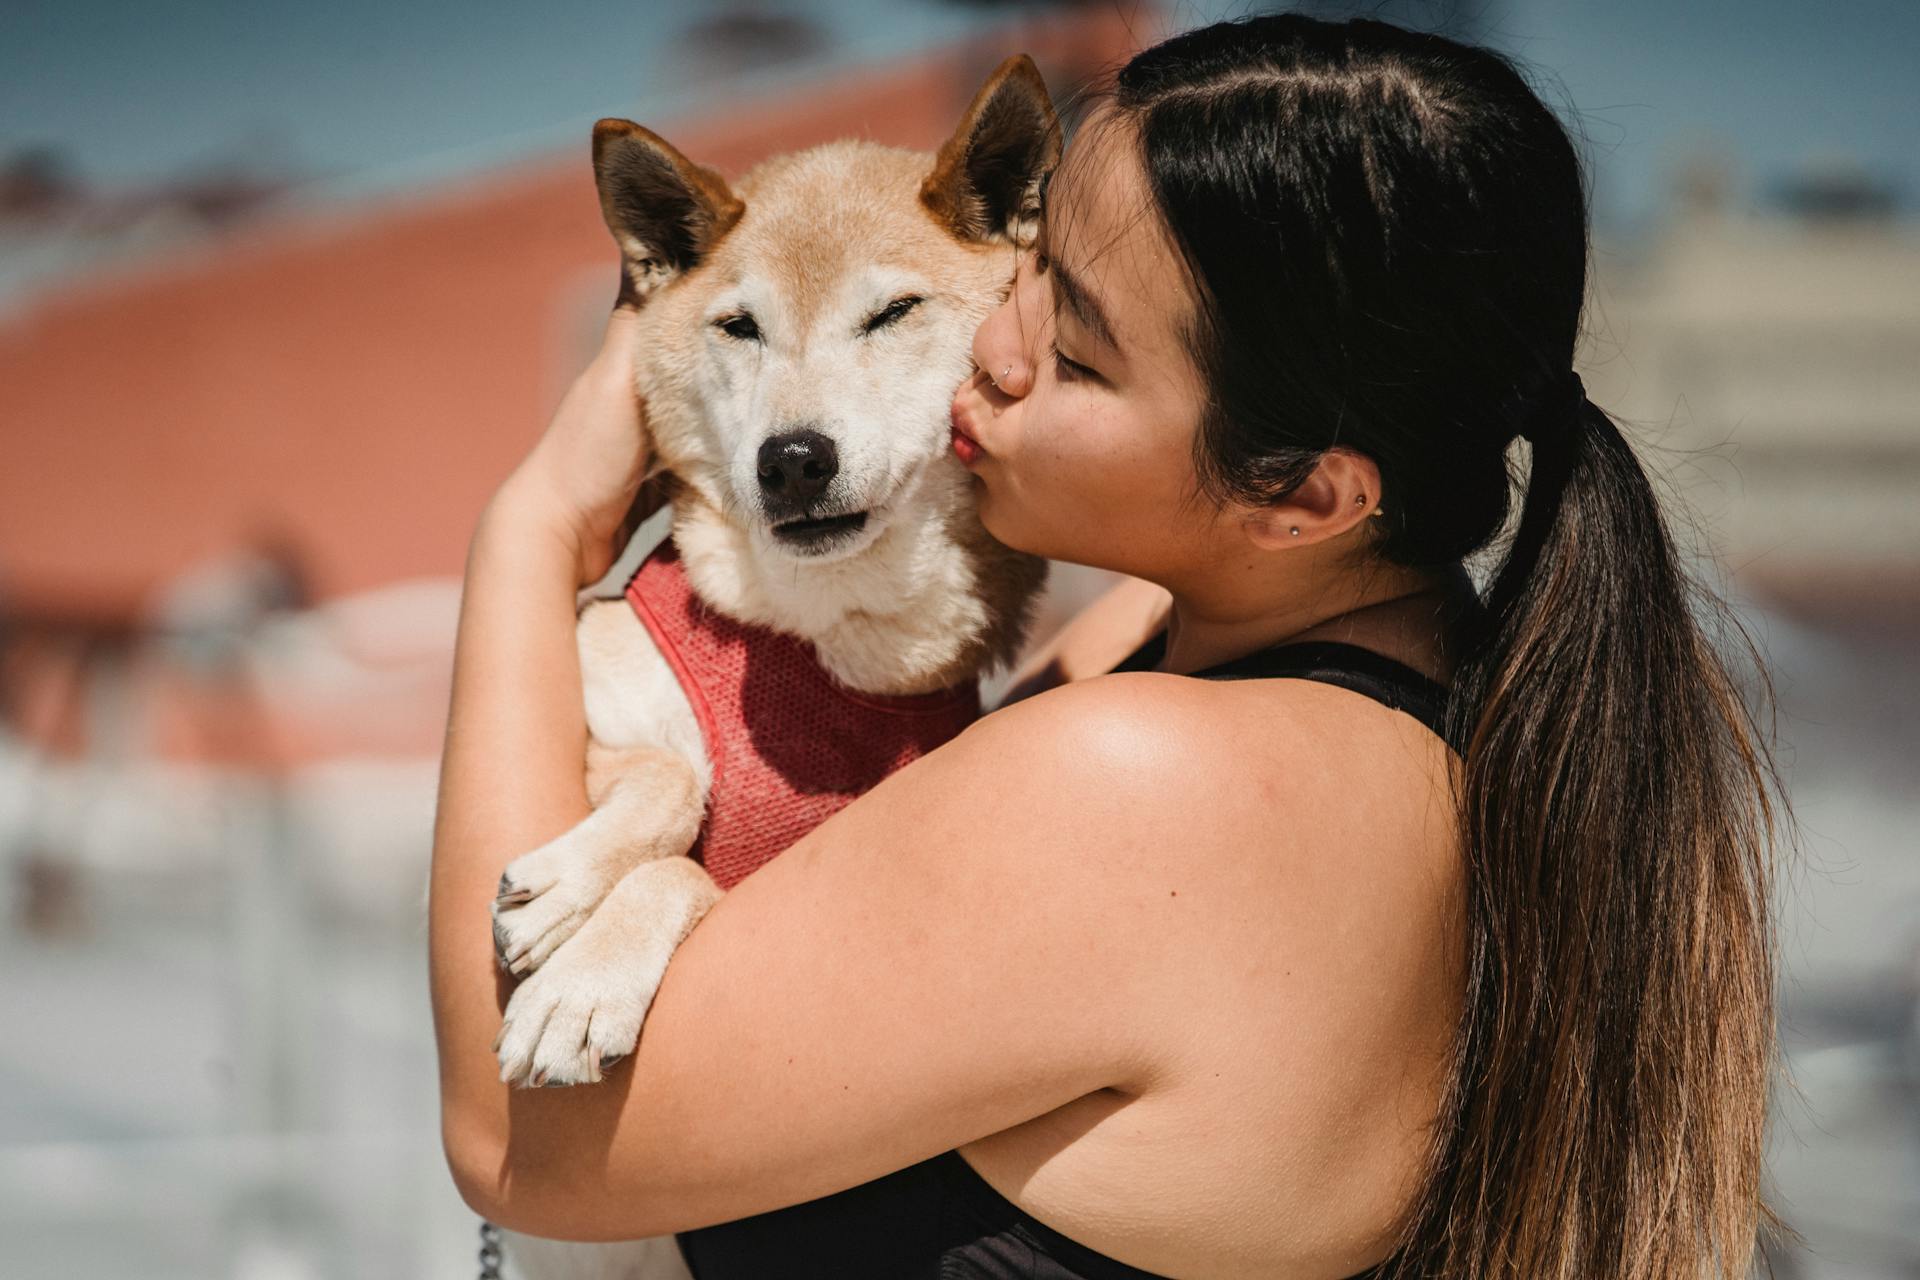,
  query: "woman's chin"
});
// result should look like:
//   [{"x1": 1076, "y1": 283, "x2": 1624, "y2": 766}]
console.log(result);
[
  {"x1": 974, "y1": 498, "x2": 1060, "y2": 563},
  {"x1": 973, "y1": 487, "x2": 1021, "y2": 549}
]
